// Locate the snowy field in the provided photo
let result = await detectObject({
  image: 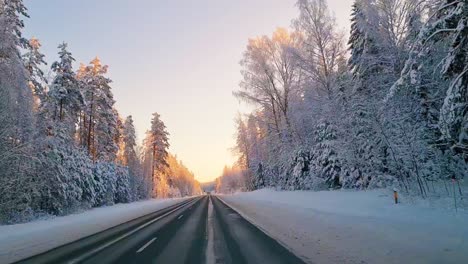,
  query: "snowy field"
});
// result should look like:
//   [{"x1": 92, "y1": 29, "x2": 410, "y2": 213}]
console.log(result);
[
  {"x1": 0, "y1": 197, "x2": 191, "y2": 264},
  {"x1": 220, "y1": 189, "x2": 468, "y2": 264}
]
